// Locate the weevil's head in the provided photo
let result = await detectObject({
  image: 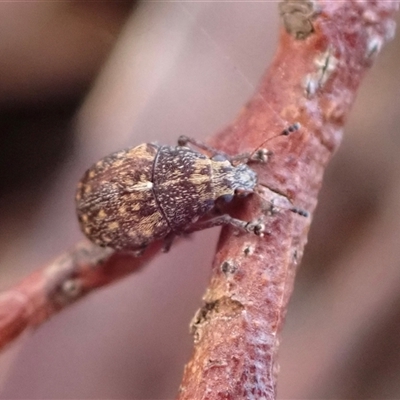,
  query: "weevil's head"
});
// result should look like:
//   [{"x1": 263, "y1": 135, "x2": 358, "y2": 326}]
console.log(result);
[
  {"x1": 232, "y1": 163, "x2": 257, "y2": 193},
  {"x1": 211, "y1": 159, "x2": 257, "y2": 201}
]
